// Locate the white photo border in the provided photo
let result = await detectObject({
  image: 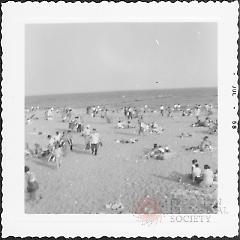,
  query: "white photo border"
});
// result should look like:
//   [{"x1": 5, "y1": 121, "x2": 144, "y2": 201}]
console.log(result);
[{"x1": 2, "y1": 1, "x2": 239, "y2": 238}]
